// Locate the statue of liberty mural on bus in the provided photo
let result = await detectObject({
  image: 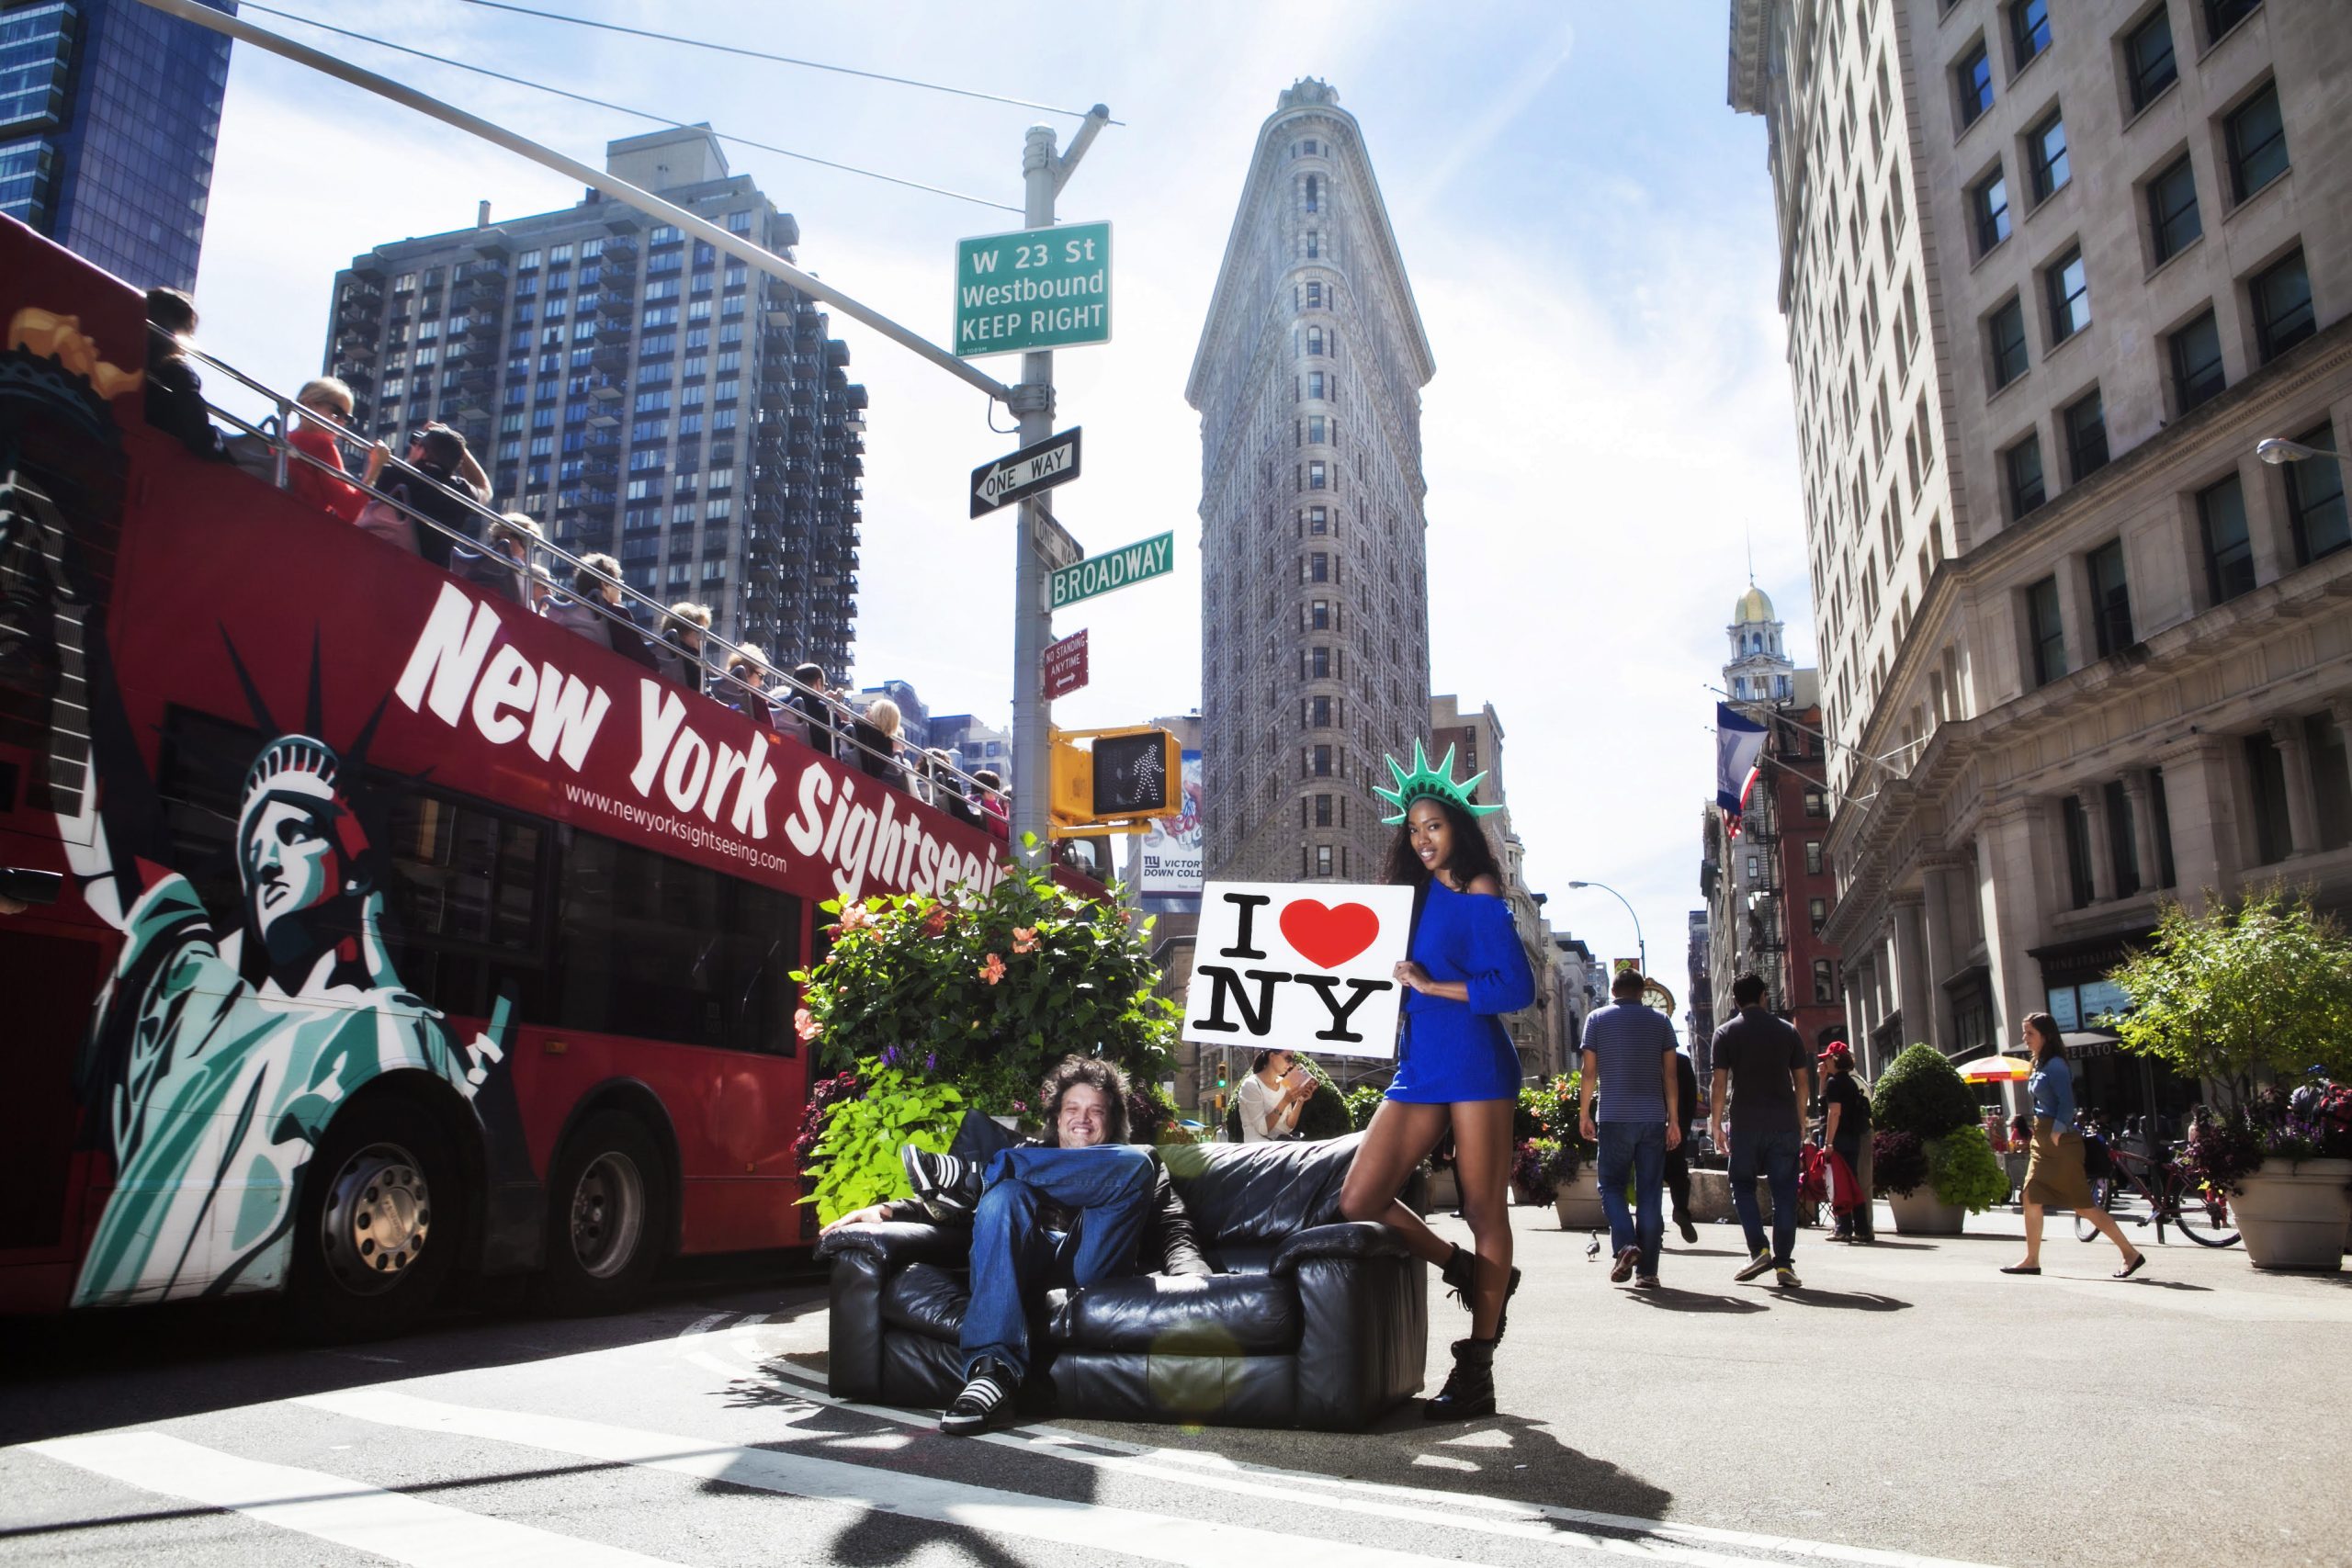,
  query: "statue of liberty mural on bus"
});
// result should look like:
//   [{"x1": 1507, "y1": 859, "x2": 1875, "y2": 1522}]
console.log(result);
[{"x1": 55, "y1": 585, "x2": 506, "y2": 1308}]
